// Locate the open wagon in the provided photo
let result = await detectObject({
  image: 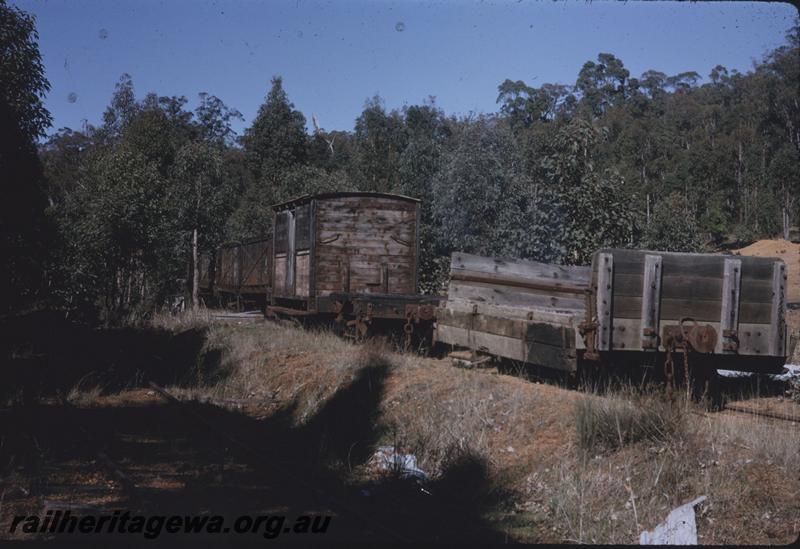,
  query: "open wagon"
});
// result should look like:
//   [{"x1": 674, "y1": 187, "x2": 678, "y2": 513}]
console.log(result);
[
  {"x1": 434, "y1": 249, "x2": 788, "y2": 378},
  {"x1": 198, "y1": 238, "x2": 271, "y2": 310}
]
